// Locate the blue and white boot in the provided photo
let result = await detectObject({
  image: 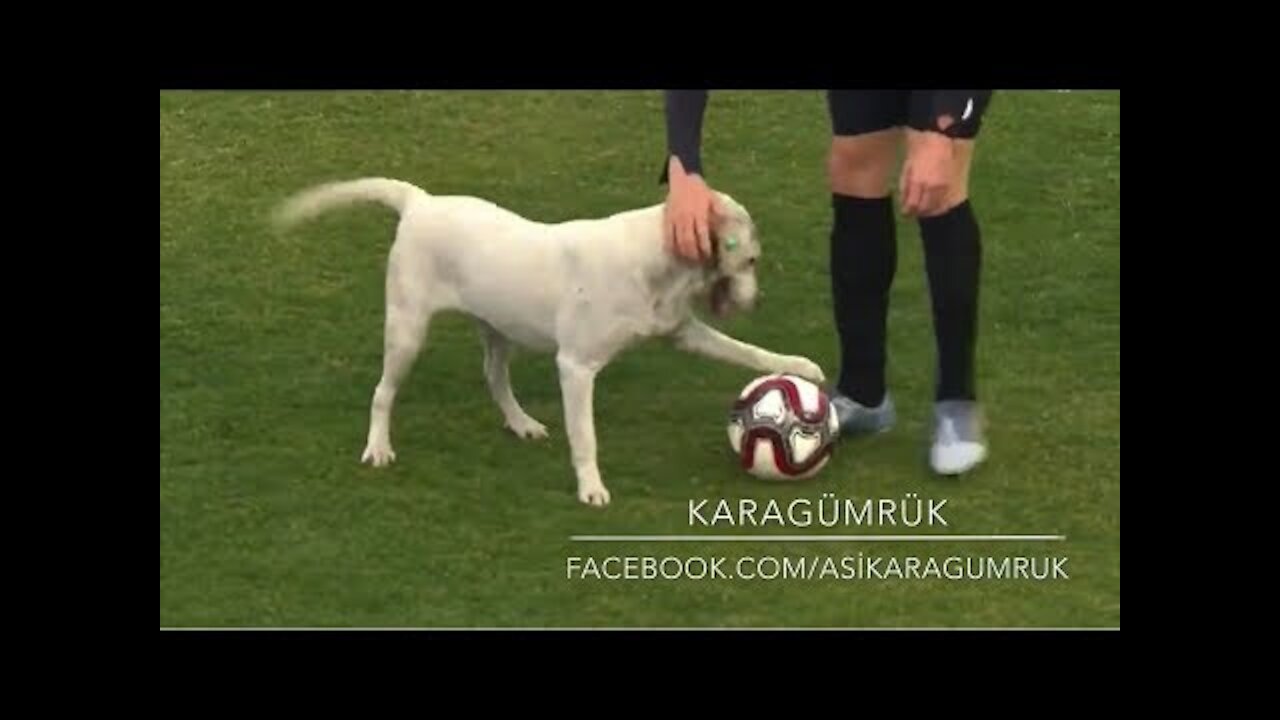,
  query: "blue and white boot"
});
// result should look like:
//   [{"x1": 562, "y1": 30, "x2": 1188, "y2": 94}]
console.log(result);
[
  {"x1": 930, "y1": 400, "x2": 988, "y2": 475},
  {"x1": 830, "y1": 391, "x2": 897, "y2": 436}
]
